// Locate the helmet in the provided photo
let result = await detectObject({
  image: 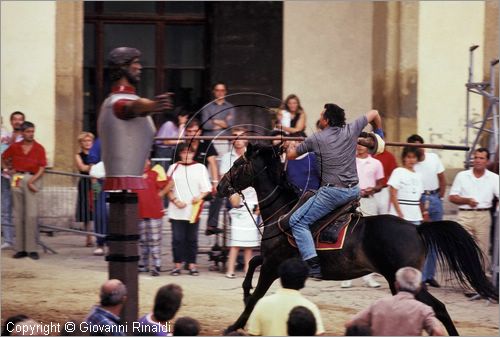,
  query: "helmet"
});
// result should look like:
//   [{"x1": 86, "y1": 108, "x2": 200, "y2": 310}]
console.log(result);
[{"x1": 108, "y1": 47, "x2": 141, "y2": 67}]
